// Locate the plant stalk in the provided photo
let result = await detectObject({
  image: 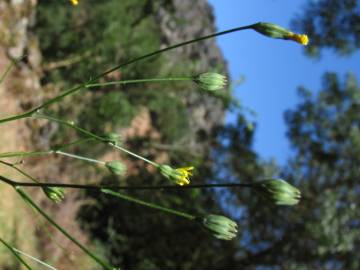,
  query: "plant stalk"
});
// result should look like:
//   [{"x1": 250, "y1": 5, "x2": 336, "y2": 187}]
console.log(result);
[
  {"x1": 0, "y1": 237, "x2": 34, "y2": 270},
  {"x1": 0, "y1": 24, "x2": 252, "y2": 125},
  {"x1": 15, "y1": 187, "x2": 116, "y2": 270},
  {"x1": 102, "y1": 189, "x2": 196, "y2": 220}
]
